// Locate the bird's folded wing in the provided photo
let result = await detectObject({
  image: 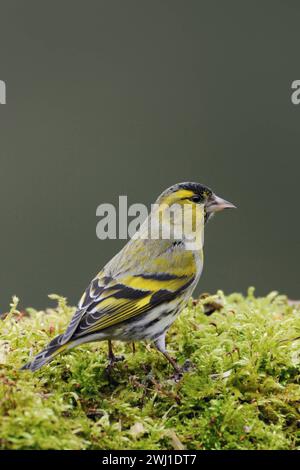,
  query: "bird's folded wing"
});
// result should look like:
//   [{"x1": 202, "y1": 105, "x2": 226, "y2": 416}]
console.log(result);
[{"x1": 62, "y1": 271, "x2": 195, "y2": 341}]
